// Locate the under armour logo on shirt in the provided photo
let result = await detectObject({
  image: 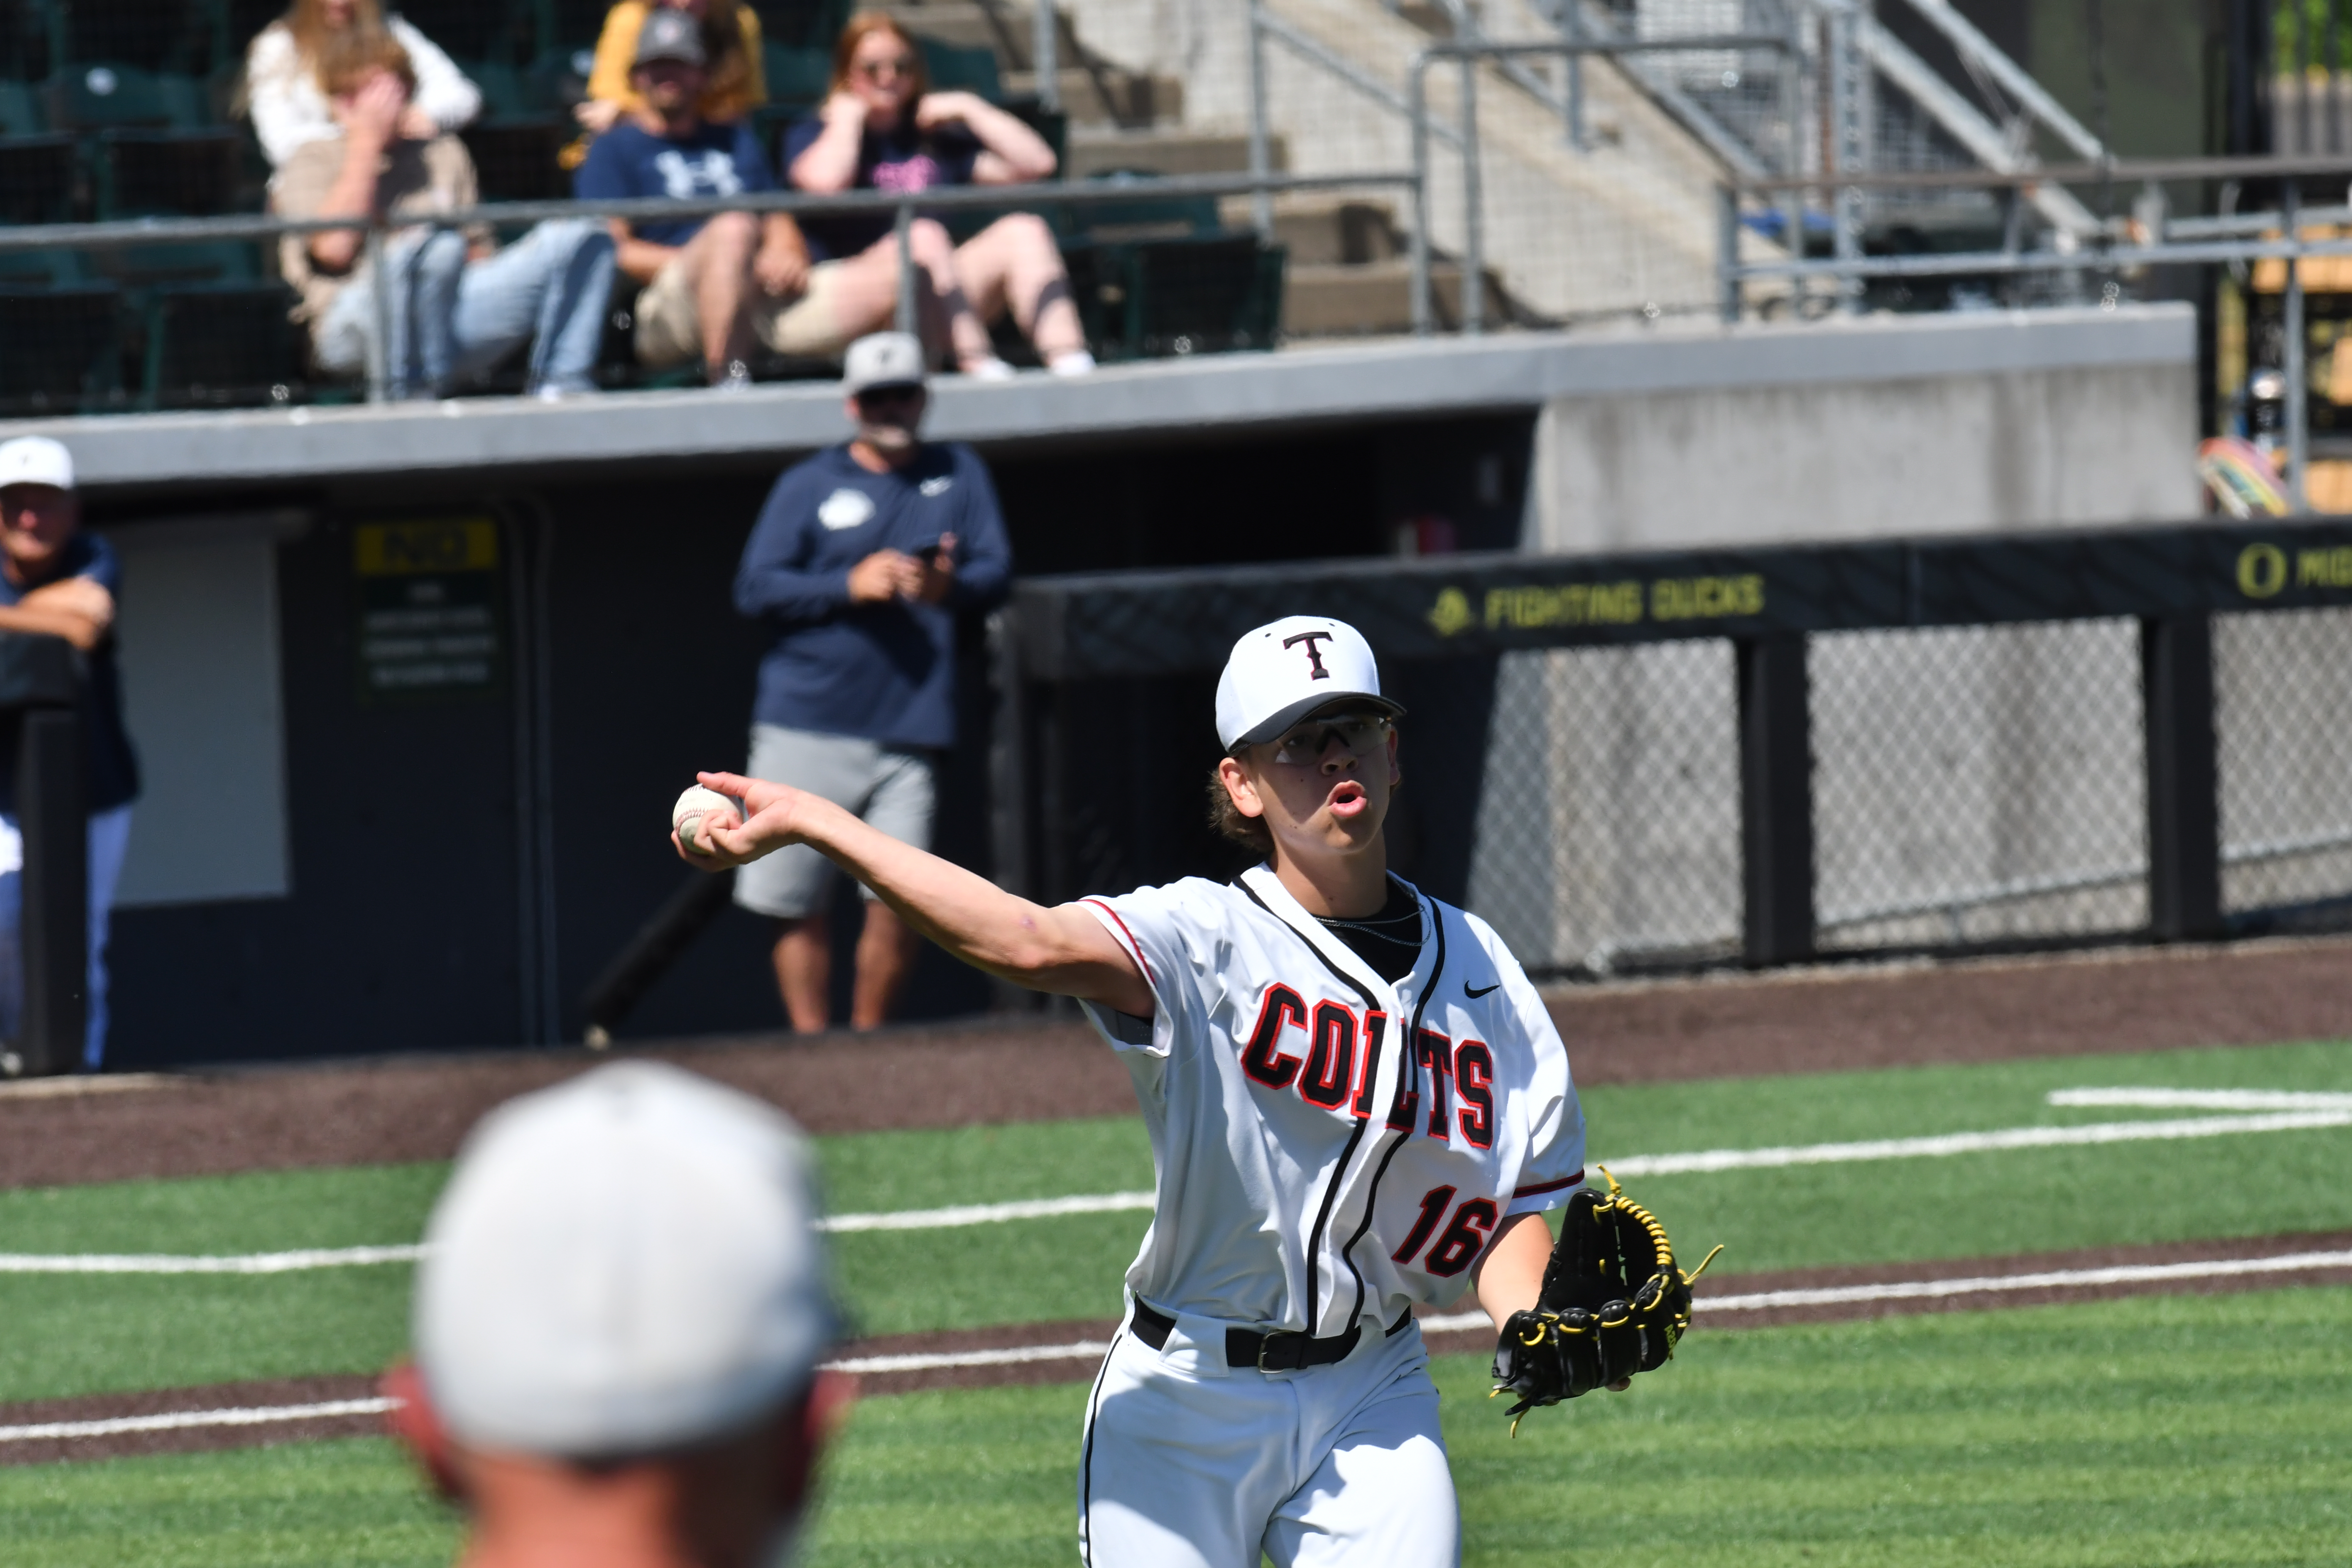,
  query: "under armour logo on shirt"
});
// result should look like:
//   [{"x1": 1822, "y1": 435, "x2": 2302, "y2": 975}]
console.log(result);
[
  {"x1": 651, "y1": 148, "x2": 744, "y2": 200},
  {"x1": 919, "y1": 476, "x2": 954, "y2": 497},
  {"x1": 1283, "y1": 630, "x2": 1335, "y2": 679}
]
